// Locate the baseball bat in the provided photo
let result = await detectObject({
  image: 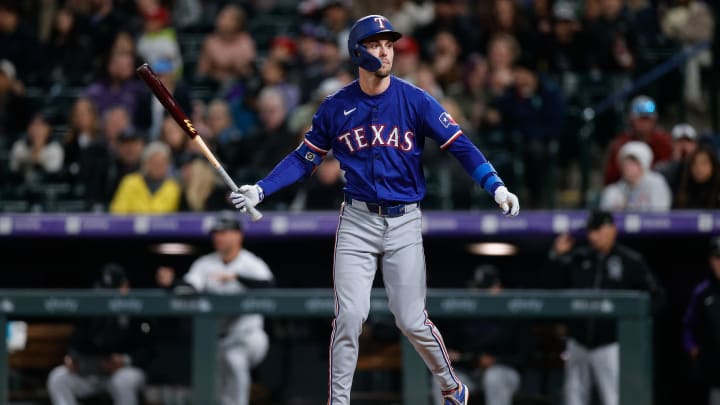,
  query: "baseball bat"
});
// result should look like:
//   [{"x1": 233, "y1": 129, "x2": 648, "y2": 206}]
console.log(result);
[{"x1": 136, "y1": 63, "x2": 262, "y2": 221}]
